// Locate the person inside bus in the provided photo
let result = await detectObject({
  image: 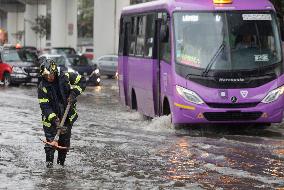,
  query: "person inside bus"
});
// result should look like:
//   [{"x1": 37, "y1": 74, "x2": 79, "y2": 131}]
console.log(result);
[{"x1": 235, "y1": 33, "x2": 256, "y2": 50}]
